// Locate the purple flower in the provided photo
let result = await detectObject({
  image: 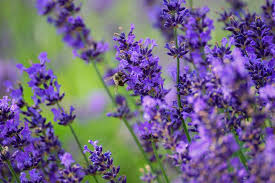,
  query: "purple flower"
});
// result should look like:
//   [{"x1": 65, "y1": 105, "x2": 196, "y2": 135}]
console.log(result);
[
  {"x1": 20, "y1": 169, "x2": 44, "y2": 183},
  {"x1": 84, "y1": 140, "x2": 126, "y2": 183},
  {"x1": 226, "y1": 0, "x2": 246, "y2": 13},
  {"x1": 36, "y1": 0, "x2": 108, "y2": 62},
  {"x1": 147, "y1": 5, "x2": 175, "y2": 41},
  {"x1": 52, "y1": 106, "x2": 76, "y2": 126},
  {"x1": 262, "y1": 0, "x2": 275, "y2": 28},
  {"x1": 246, "y1": 135, "x2": 275, "y2": 182},
  {"x1": 76, "y1": 90, "x2": 109, "y2": 120},
  {"x1": 113, "y1": 24, "x2": 168, "y2": 99},
  {"x1": 140, "y1": 165, "x2": 157, "y2": 183},
  {"x1": 165, "y1": 38, "x2": 188, "y2": 58},
  {"x1": 107, "y1": 95, "x2": 135, "y2": 119},
  {"x1": 259, "y1": 84, "x2": 275, "y2": 100},
  {"x1": 87, "y1": 0, "x2": 116, "y2": 14},
  {"x1": 161, "y1": 0, "x2": 189, "y2": 28},
  {"x1": 58, "y1": 153, "x2": 85, "y2": 183},
  {"x1": 18, "y1": 52, "x2": 65, "y2": 106},
  {"x1": 5, "y1": 57, "x2": 67, "y2": 181},
  {"x1": 0, "y1": 61, "x2": 18, "y2": 97},
  {"x1": 205, "y1": 37, "x2": 233, "y2": 62},
  {"x1": 179, "y1": 6, "x2": 214, "y2": 69},
  {"x1": 224, "y1": 12, "x2": 274, "y2": 60},
  {"x1": 60, "y1": 152, "x2": 75, "y2": 168}
]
